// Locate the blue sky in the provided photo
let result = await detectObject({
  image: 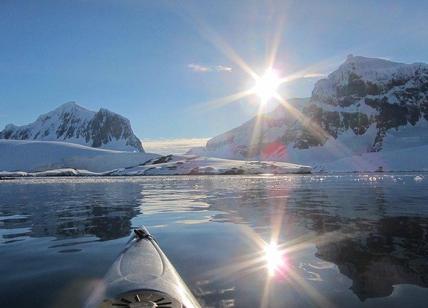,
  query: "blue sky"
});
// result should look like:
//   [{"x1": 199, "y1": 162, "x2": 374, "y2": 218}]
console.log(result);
[{"x1": 1, "y1": 0, "x2": 428, "y2": 144}]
